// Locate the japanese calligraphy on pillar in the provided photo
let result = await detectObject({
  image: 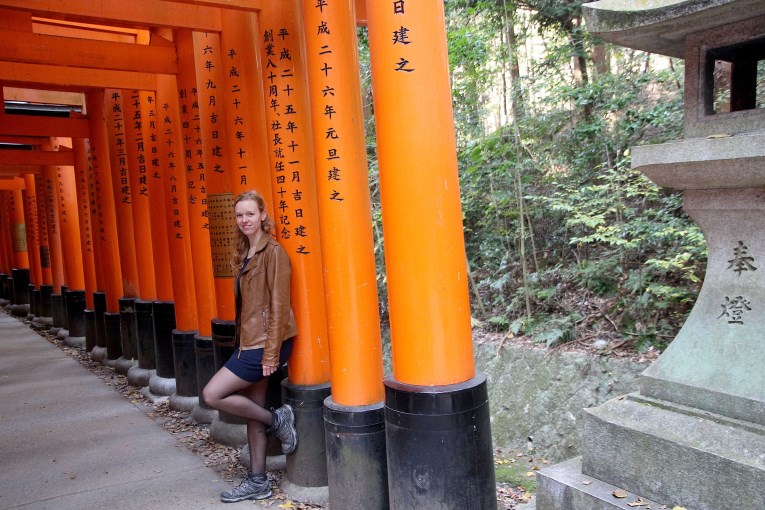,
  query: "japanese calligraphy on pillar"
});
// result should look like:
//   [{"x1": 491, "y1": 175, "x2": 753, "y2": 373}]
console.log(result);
[
  {"x1": 139, "y1": 92, "x2": 161, "y2": 196},
  {"x1": 44, "y1": 169, "x2": 57, "y2": 239},
  {"x1": 224, "y1": 43, "x2": 251, "y2": 188},
  {"x1": 79, "y1": 141, "x2": 94, "y2": 257},
  {"x1": 717, "y1": 240, "x2": 758, "y2": 325},
  {"x1": 260, "y1": 24, "x2": 314, "y2": 255},
  {"x1": 391, "y1": 1, "x2": 415, "y2": 73},
  {"x1": 107, "y1": 92, "x2": 132, "y2": 204},
  {"x1": 196, "y1": 32, "x2": 227, "y2": 223},
  {"x1": 55, "y1": 166, "x2": 68, "y2": 228},
  {"x1": 24, "y1": 189, "x2": 39, "y2": 255},
  {"x1": 127, "y1": 91, "x2": 149, "y2": 199},
  {"x1": 177, "y1": 84, "x2": 207, "y2": 226},
  {"x1": 159, "y1": 97, "x2": 184, "y2": 240},
  {"x1": 35, "y1": 174, "x2": 51, "y2": 268},
  {"x1": 310, "y1": 0, "x2": 347, "y2": 206}
]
